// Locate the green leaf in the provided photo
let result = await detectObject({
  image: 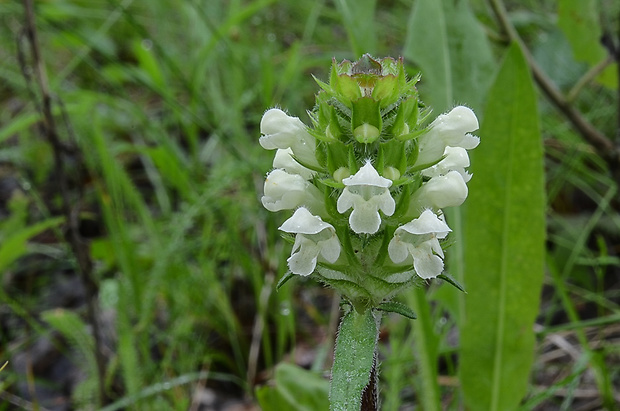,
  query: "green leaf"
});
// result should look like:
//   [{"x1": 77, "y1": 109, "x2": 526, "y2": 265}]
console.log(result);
[
  {"x1": 558, "y1": 0, "x2": 617, "y2": 88},
  {"x1": 329, "y1": 308, "x2": 379, "y2": 411},
  {"x1": 256, "y1": 363, "x2": 329, "y2": 411},
  {"x1": 0, "y1": 216, "x2": 64, "y2": 273},
  {"x1": 276, "y1": 271, "x2": 295, "y2": 290},
  {"x1": 403, "y1": 3, "x2": 495, "y2": 407},
  {"x1": 460, "y1": 43, "x2": 546, "y2": 411},
  {"x1": 100, "y1": 371, "x2": 242, "y2": 411},
  {"x1": 437, "y1": 273, "x2": 466, "y2": 293},
  {"x1": 377, "y1": 301, "x2": 417, "y2": 320},
  {"x1": 132, "y1": 38, "x2": 166, "y2": 91},
  {"x1": 0, "y1": 112, "x2": 41, "y2": 144},
  {"x1": 408, "y1": 287, "x2": 441, "y2": 411},
  {"x1": 403, "y1": 0, "x2": 495, "y2": 114},
  {"x1": 42, "y1": 309, "x2": 99, "y2": 406}
]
